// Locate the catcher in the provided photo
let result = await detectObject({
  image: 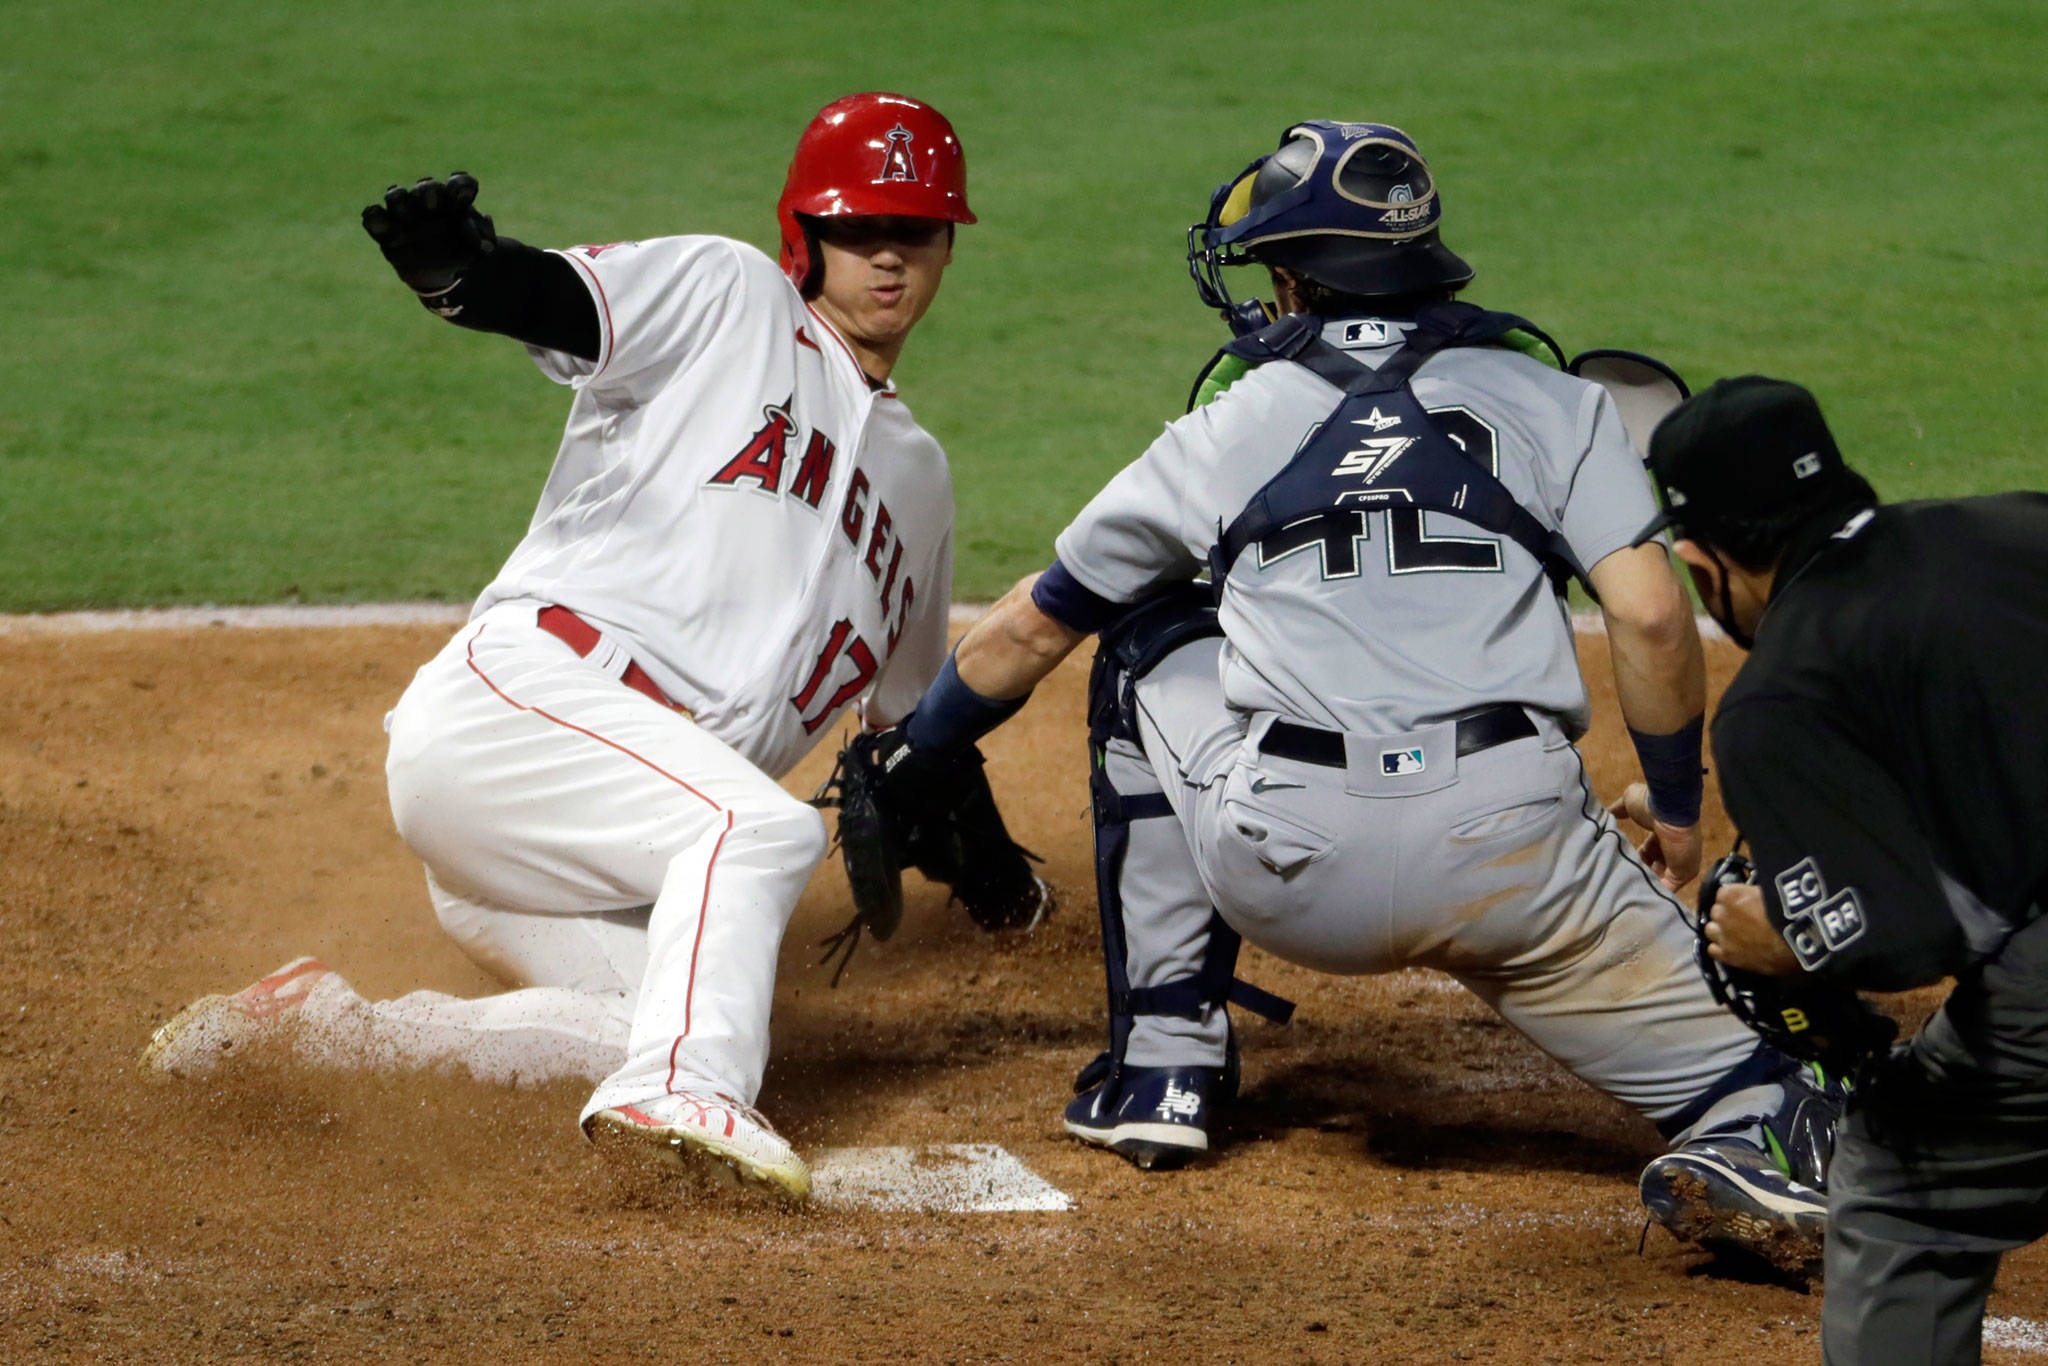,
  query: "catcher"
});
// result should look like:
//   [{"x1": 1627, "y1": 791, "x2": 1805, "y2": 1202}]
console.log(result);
[
  {"x1": 853, "y1": 120, "x2": 1851, "y2": 1273},
  {"x1": 1638, "y1": 376, "x2": 2048, "y2": 1364}
]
